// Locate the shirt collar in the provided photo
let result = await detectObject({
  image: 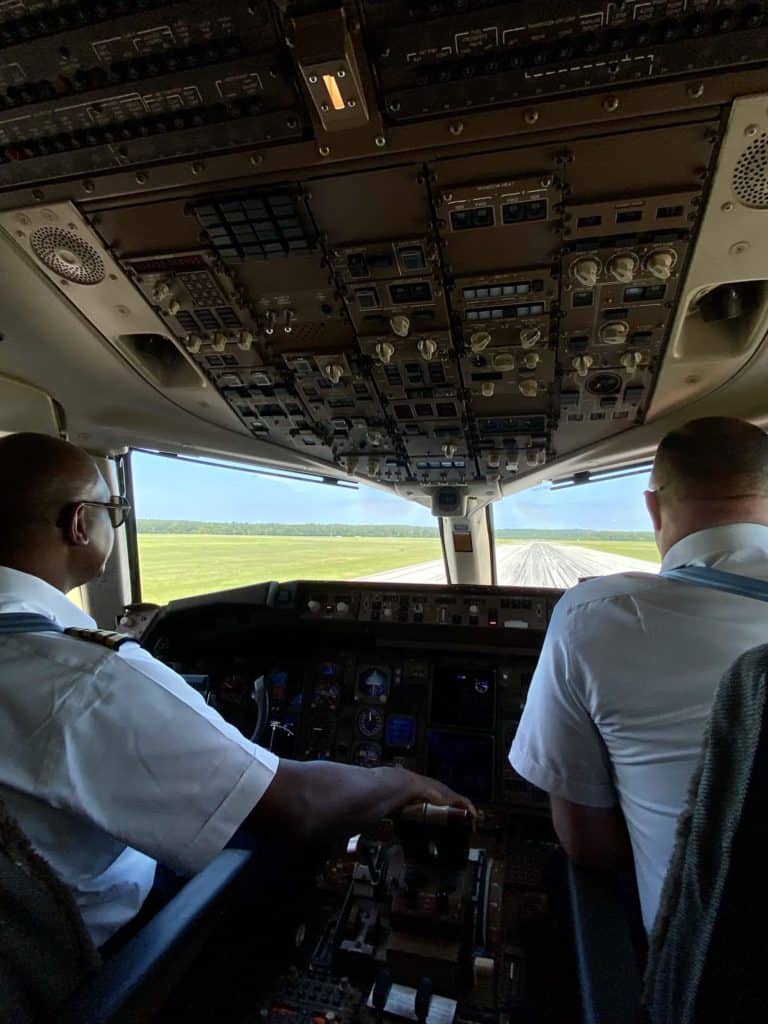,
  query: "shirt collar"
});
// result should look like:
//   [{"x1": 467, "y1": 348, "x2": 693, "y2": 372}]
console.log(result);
[
  {"x1": 661, "y1": 523, "x2": 768, "y2": 572},
  {"x1": 0, "y1": 566, "x2": 95, "y2": 628}
]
